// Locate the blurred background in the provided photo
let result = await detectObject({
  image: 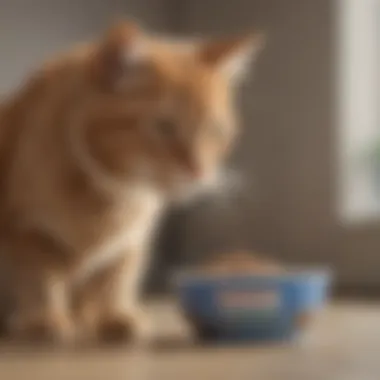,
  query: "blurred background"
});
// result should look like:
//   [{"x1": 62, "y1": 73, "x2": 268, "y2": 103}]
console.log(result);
[{"x1": 0, "y1": 0, "x2": 379, "y2": 295}]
